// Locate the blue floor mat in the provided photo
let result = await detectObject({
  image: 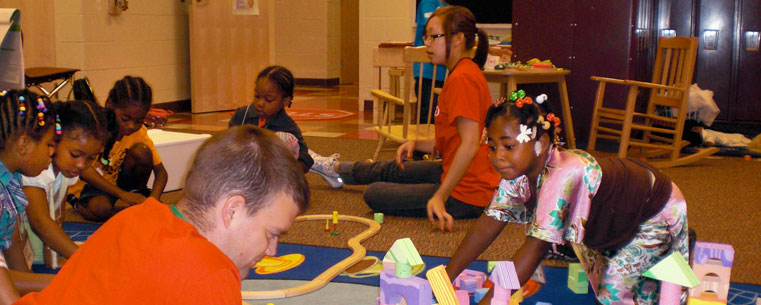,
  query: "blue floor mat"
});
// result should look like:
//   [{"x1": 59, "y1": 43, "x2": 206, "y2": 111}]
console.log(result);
[{"x1": 44, "y1": 223, "x2": 761, "y2": 304}]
